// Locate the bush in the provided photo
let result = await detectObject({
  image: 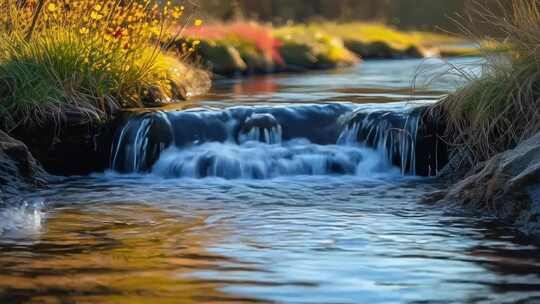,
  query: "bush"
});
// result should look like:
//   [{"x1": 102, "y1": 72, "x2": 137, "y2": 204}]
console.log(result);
[{"x1": 183, "y1": 21, "x2": 284, "y2": 71}]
